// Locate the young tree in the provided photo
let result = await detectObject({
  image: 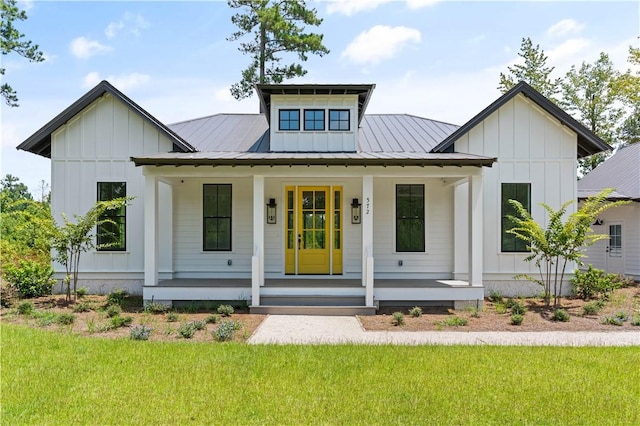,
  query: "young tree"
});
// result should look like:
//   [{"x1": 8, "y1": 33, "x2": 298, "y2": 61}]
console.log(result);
[
  {"x1": 498, "y1": 37, "x2": 561, "y2": 101},
  {"x1": 1, "y1": 0, "x2": 45, "y2": 107},
  {"x1": 227, "y1": 0, "x2": 329, "y2": 100},
  {"x1": 52, "y1": 198, "x2": 130, "y2": 302},
  {"x1": 561, "y1": 53, "x2": 623, "y2": 173},
  {"x1": 507, "y1": 189, "x2": 628, "y2": 307},
  {"x1": 615, "y1": 47, "x2": 640, "y2": 145}
]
